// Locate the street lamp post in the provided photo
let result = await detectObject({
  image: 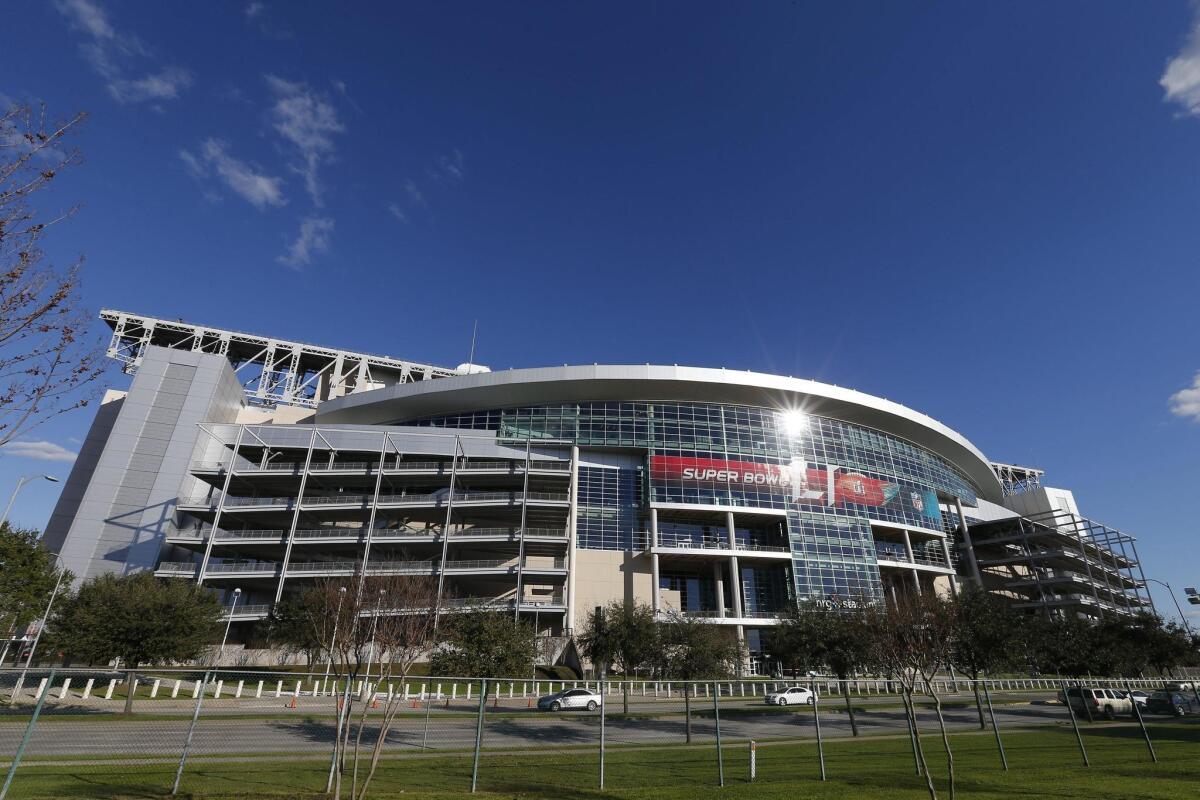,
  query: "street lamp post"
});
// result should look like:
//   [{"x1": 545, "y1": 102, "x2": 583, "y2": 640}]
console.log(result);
[
  {"x1": 1, "y1": 475, "x2": 59, "y2": 529},
  {"x1": 1143, "y1": 578, "x2": 1194, "y2": 635},
  {"x1": 10, "y1": 553, "x2": 65, "y2": 703},
  {"x1": 214, "y1": 588, "x2": 241, "y2": 667}
]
